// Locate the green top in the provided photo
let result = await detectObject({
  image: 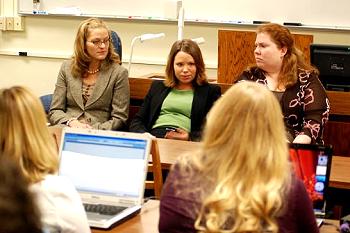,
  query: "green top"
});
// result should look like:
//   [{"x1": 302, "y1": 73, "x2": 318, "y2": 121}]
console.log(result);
[{"x1": 152, "y1": 88, "x2": 194, "y2": 132}]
